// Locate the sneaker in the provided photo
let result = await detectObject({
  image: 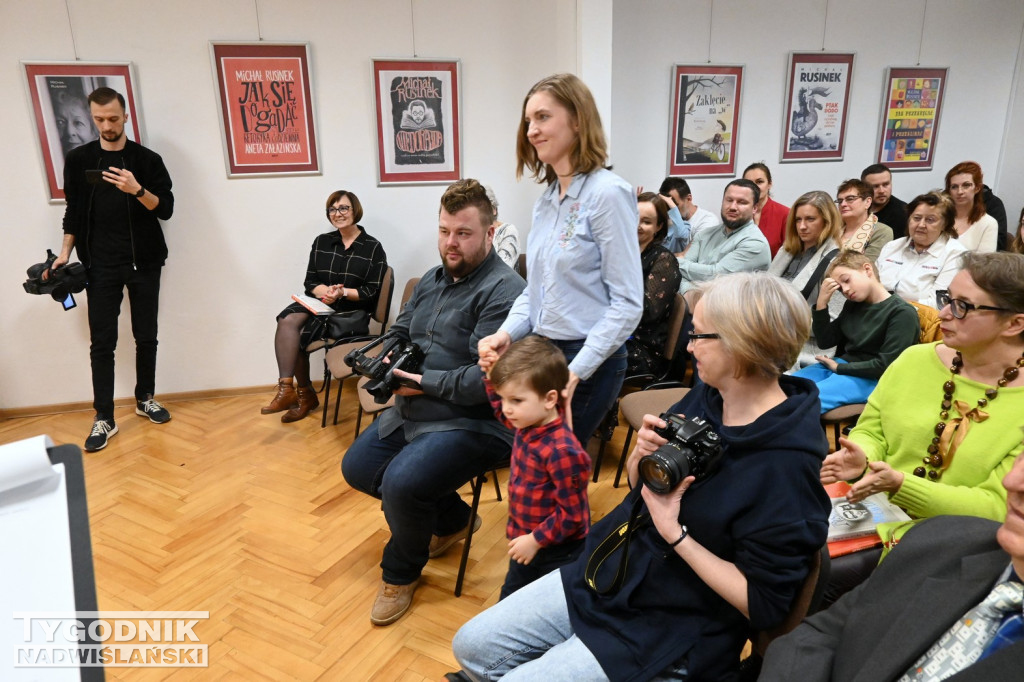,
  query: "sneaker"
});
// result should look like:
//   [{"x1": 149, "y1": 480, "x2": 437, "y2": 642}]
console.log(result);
[
  {"x1": 428, "y1": 515, "x2": 481, "y2": 559},
  {"x1": 84, "y1": 419, "x2": 118, "y2": 452},
  {"x1": 370, "y1": 579, "x2": 418, "y2": 626},
  {"x1": 136, "y1": 397, "x2": 171, "y2": 424}
]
